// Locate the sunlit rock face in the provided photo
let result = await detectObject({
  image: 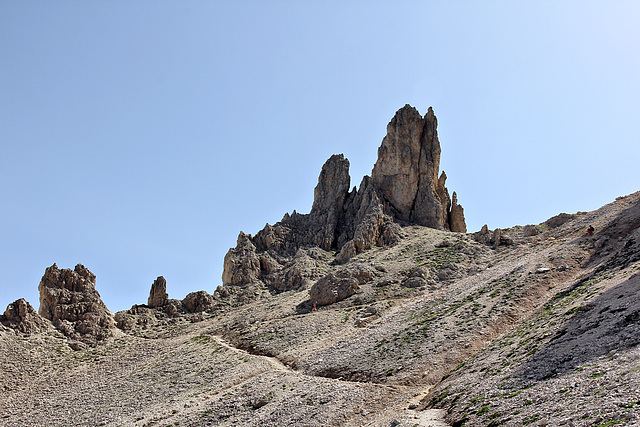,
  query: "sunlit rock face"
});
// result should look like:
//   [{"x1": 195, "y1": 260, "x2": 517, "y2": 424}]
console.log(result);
[{"x1": 222, "y1": 105, "x2": 466, "y2": 291}]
